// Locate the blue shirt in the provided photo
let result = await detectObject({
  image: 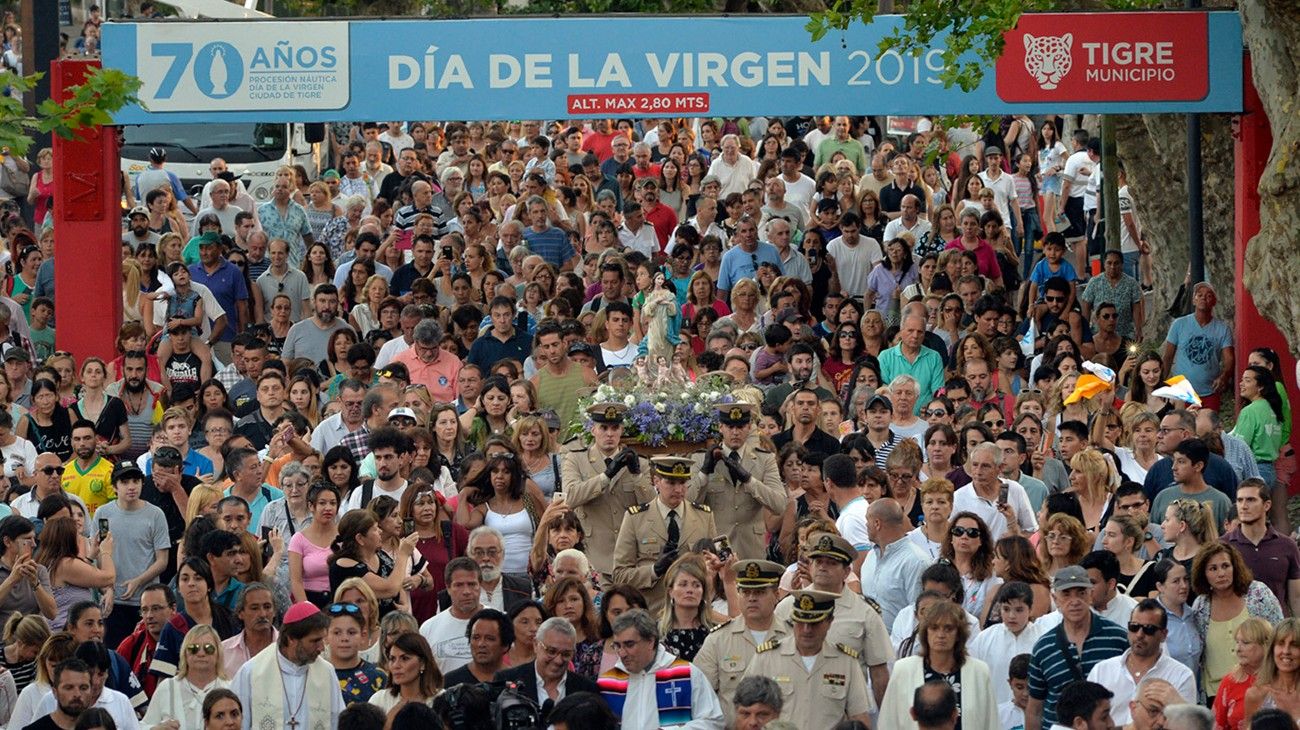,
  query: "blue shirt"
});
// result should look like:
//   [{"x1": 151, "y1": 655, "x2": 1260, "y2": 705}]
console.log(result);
[
  {"x1": 522, "y1": 225, "x2": 575, "y2": 269},
  {"x1": 189, "y1": 260, "x2": 249, "y2": 343},
  {"x1": 467, "y1": 330, "x2": 532, "y2": 373},
  {"x1": 1164, "y1": 314, "x2": 1232, "y2": 396},
  {"x1": 717, "y1": 242, "x2": 782, "y2": 293},
  {"x1": 223, "y1": 483, "x2": 285, "y2": 533},
  {"x1": 1029, "y1": 258, "x2": 1080, "y2": 293}
]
